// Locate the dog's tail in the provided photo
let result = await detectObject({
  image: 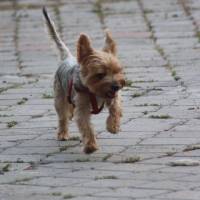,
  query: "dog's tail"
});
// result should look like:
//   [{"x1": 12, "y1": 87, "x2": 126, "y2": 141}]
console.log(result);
[{"x1": 42, "y1": 7, "x2": 72, "y2": 60}]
